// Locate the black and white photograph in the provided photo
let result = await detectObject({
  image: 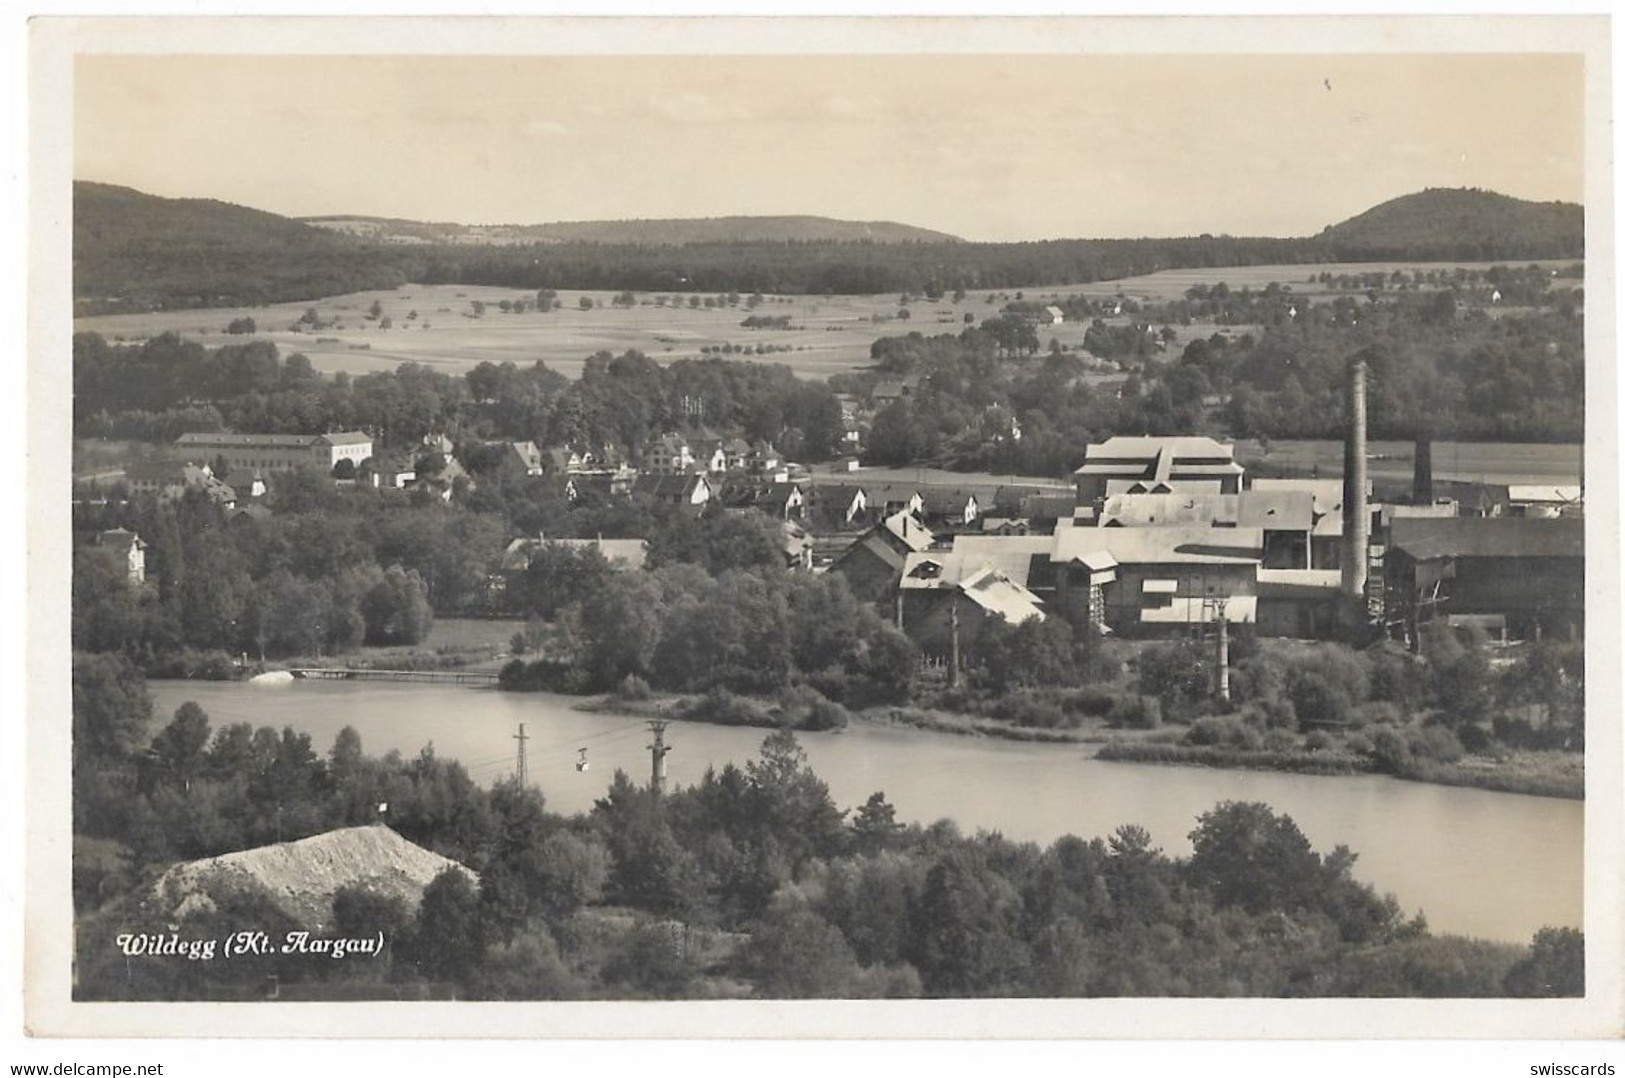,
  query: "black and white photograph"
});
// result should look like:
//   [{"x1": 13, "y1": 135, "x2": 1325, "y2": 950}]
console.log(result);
[{"x1": 20, "y1": 10, "x2": 1624, "y2": 1054}]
